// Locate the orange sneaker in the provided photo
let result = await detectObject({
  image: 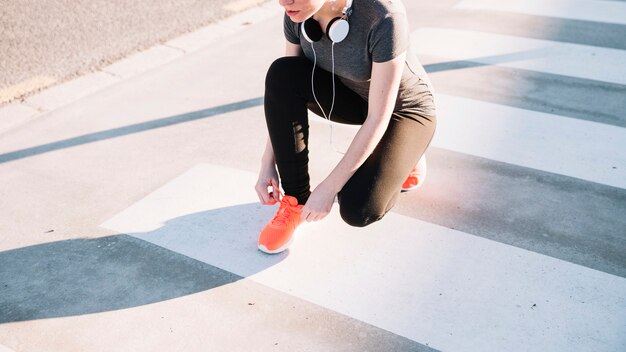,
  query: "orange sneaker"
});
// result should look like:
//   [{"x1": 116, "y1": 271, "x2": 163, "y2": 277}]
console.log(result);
[
  {"x1": 258, "y1": 195, "x2": 303, "y2": 254},
  {"x1": 401, "y1": 155, "x2": 427, "y2": 192}
]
